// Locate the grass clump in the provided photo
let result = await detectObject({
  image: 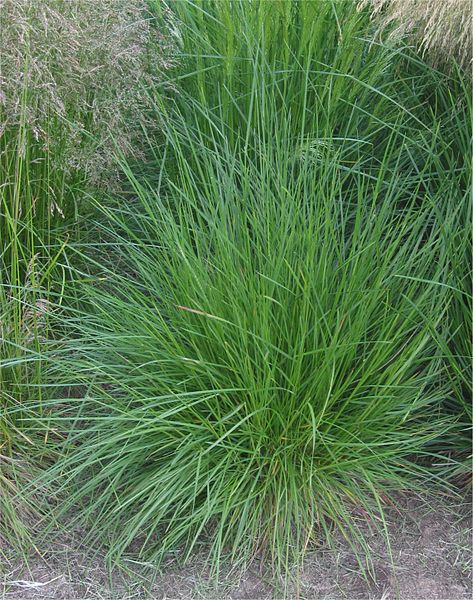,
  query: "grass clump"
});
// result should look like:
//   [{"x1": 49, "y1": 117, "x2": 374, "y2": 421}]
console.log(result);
[
  {"x1": 164, "y1": 0, "x2": 430, "y2": 162},
  {"x1": 417, "y1": 74, "x2": 472, "y2": 479},
  {"x1": 1, "y1": 0, "x2": 469, "y2": 588},
  {"x1": 0, "y1": 117, "x2": 64, "y2": 550},
  {"x1": 43, "y1": 64, "x2": 454, "y2": 581}
]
